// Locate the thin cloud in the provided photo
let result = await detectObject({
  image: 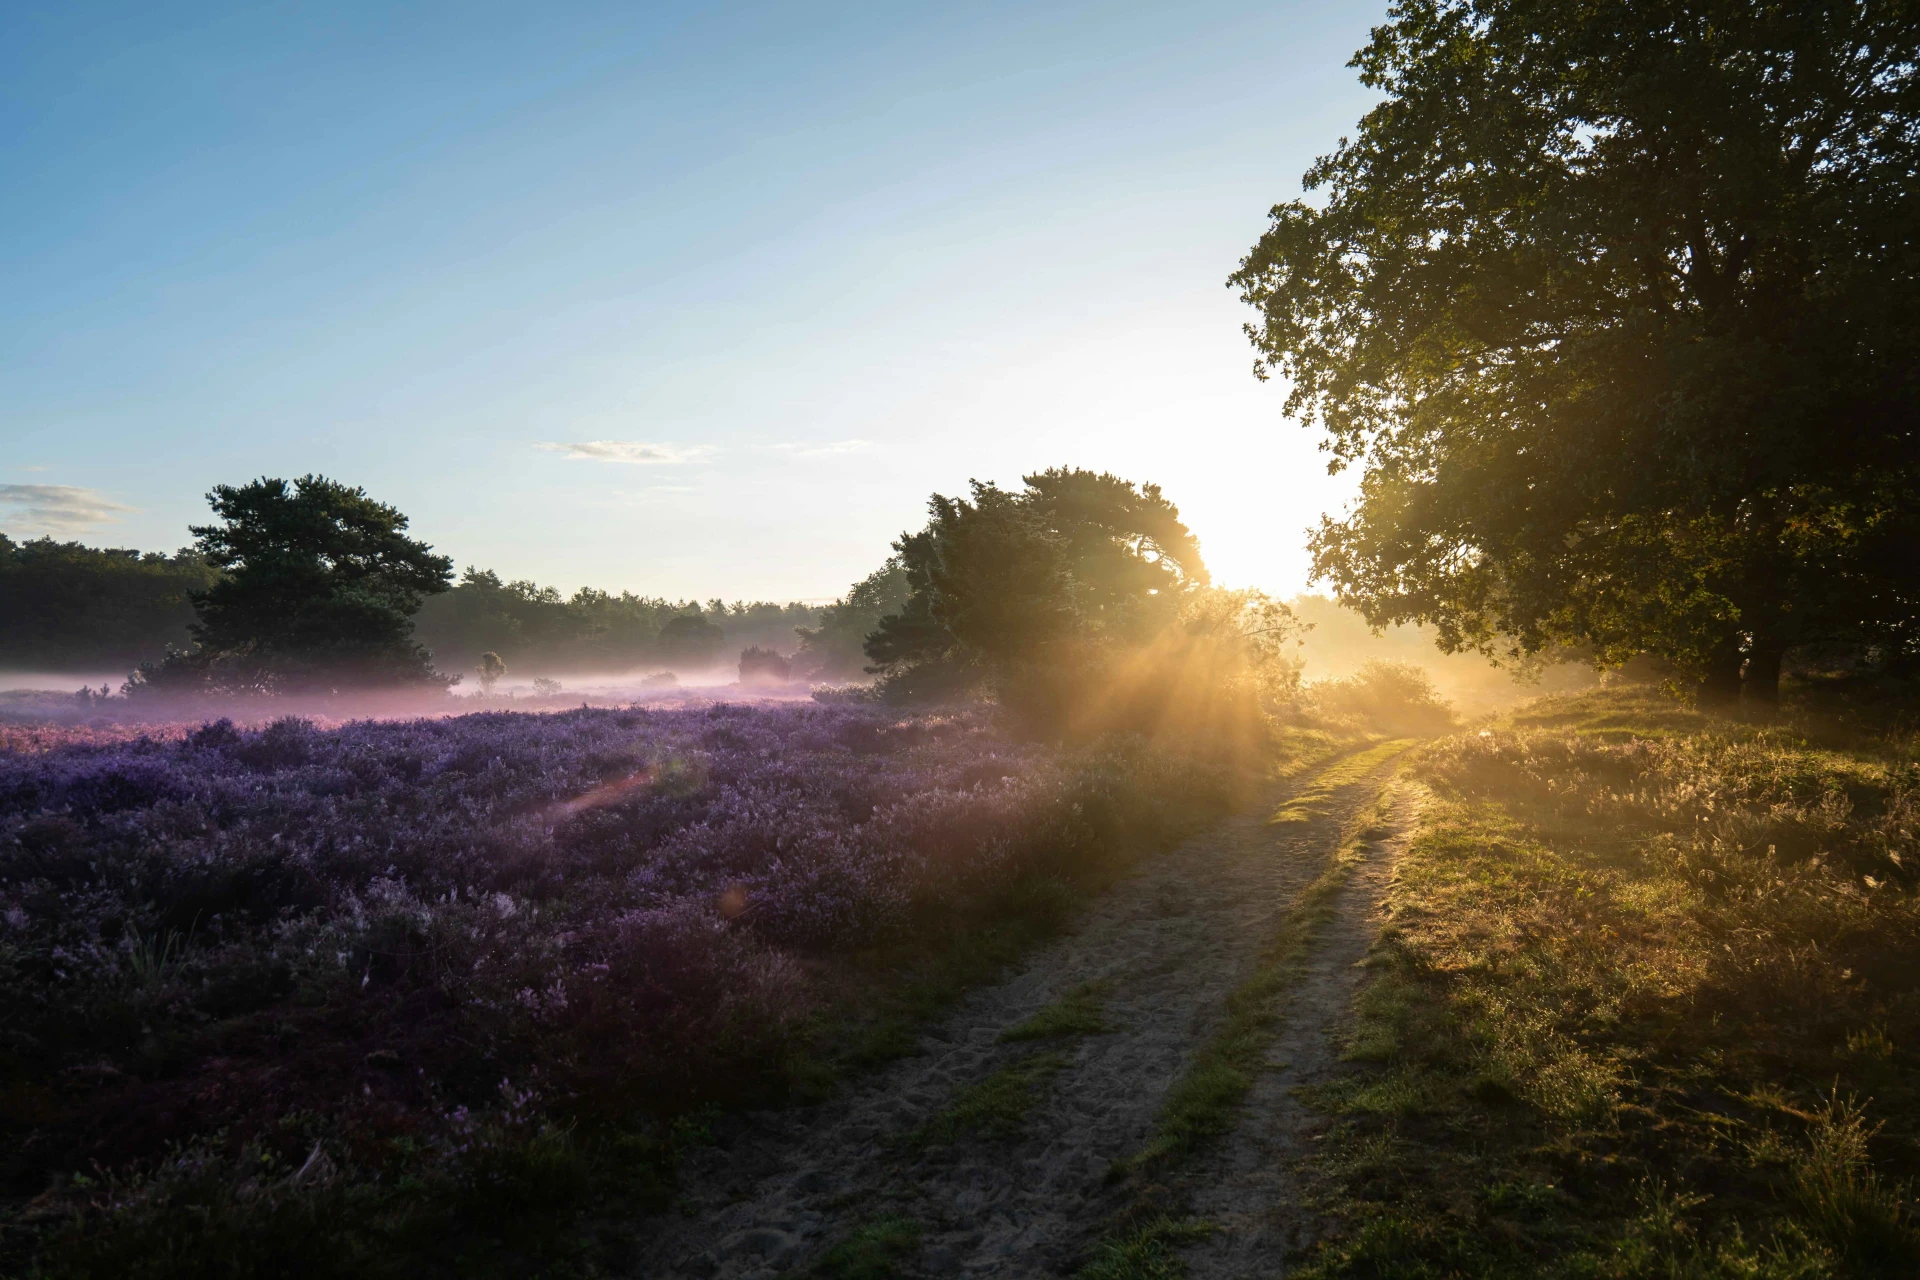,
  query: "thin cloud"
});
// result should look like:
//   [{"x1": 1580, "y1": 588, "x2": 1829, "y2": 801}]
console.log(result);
[
  {"x1": 773, "y1": 438, "x2": 871, "y2": 458},
  {"x1": 0, "y1": 484, "x2": 136, "y2": 537},
  {"x1": 535, "y1": 440, "x2": 714, "y2": 465}
]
